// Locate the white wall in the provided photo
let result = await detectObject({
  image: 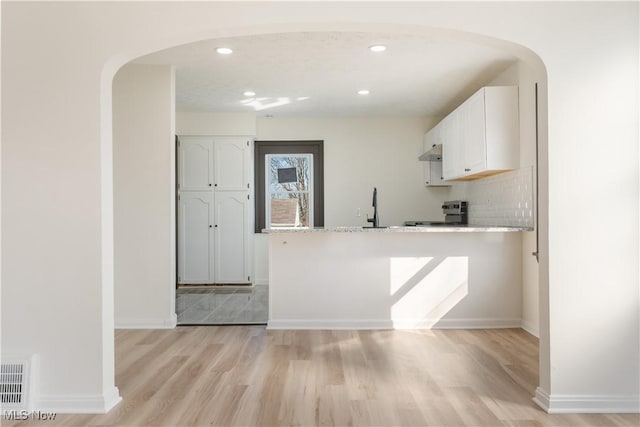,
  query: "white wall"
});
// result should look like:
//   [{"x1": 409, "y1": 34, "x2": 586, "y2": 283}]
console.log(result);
[
  {"x1": 113, "y1": 64, "x2": 176, "y2": 328},
  {"x1": 255, "y1": 116, "x2": 448, "y2": 284},
  {"x1": 486, "y1": 62, "x2": 541, "y2": 337},
  {"x1": 269, "y1": 231, "x2": 523, "y2": 330},
  {"x1": 258, "y1": 116, "x2": 446, "y2": 226},
  {"x1": 1, "y1": 1, "x2": 637, "y2": 414},
  {"x1": 176, "y1": 112, "x2": 256, "y2": 136}
]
